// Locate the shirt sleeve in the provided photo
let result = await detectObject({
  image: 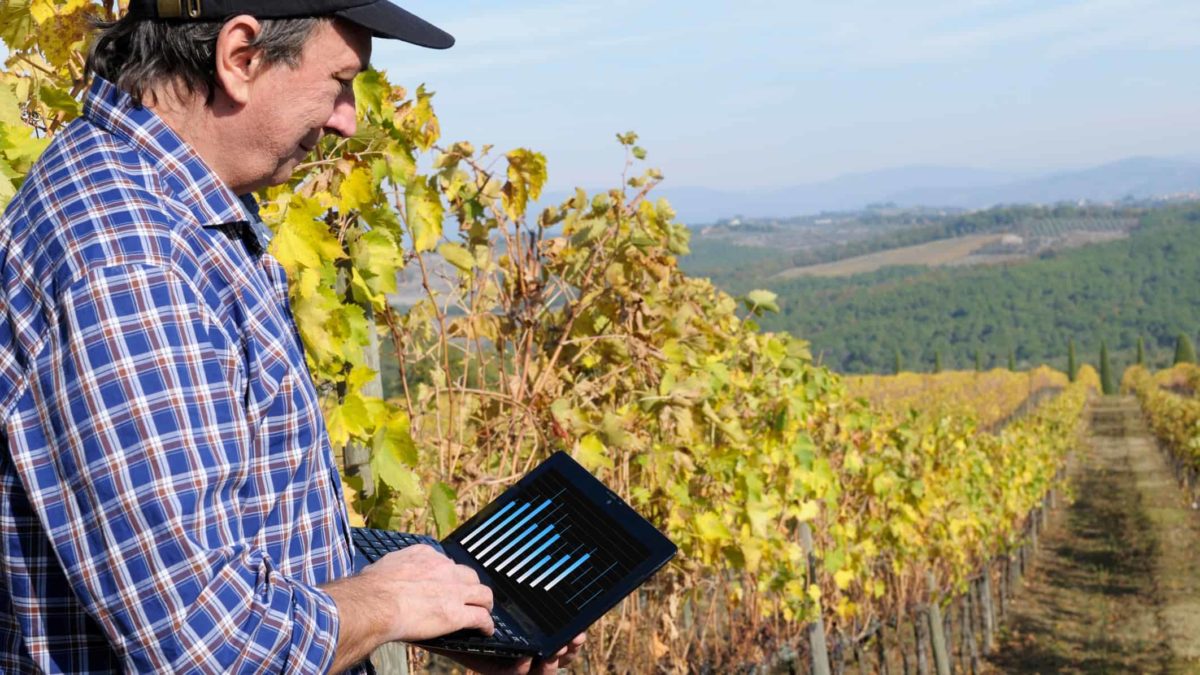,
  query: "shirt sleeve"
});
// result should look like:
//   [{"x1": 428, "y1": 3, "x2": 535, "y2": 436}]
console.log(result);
[{"x1": 17, "y1": 263, "x2": 340, "y2": 673}]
